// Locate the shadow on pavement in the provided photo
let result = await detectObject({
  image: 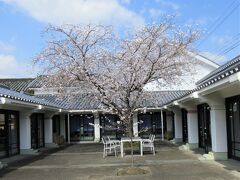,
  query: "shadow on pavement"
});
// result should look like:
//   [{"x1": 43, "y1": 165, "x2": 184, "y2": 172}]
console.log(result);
[{"x1": 0, "y1": 144, "x2": 72, "y2": 178}]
